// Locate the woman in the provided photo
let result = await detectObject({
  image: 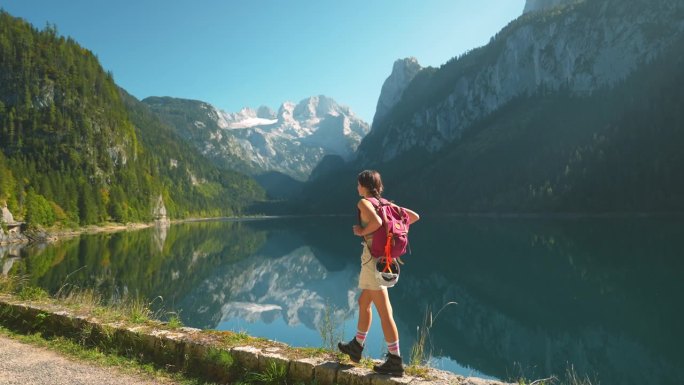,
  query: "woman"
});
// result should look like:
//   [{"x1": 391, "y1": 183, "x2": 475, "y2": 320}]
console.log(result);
[{"x1": 338, "y1": 170, "x2": 420, "y2": 376}]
